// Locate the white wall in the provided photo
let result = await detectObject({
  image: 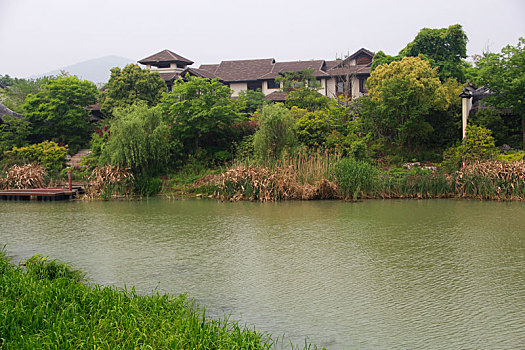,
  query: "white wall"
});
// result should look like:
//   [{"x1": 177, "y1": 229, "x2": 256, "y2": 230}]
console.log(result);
[{"x1": 230, "y1": 82, "x2": 248, "y2": 97}]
